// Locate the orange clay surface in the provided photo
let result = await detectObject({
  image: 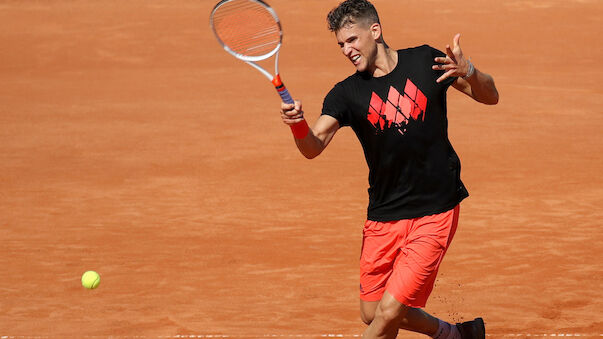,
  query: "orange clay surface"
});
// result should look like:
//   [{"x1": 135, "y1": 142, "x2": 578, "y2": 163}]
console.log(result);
[{"x1": 1, "y1": 1, "x2": 602, "y2": 337}]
